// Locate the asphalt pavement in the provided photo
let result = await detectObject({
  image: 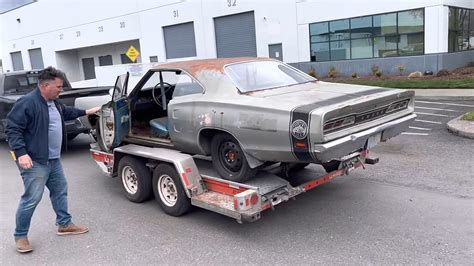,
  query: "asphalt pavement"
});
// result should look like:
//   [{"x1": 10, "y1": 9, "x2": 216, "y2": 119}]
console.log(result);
[{"x1": 0, "y1": 90, "x2": 473, "y2": 264}]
